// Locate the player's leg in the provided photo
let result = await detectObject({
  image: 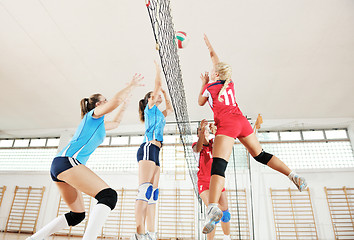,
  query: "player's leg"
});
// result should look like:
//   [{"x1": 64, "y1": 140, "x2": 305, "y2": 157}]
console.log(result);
[
  {"x1": 27, "y1": 182, "x2": 85, "y2": 240},
  {"x1": 200, "y1": 190, "x2": 217, "y2": 240},
  {"x1": 218, "y1": 191, "x2": 231, "y2": 240},
  {"x1": 239, "y1": 132, "x2": 308, "y2": 191},
  {"x1": 146, "y1": 165, "x2": 160, "y2": 240},
  {"x1": 57, "y1": 164, "x2": 117, "y2": 240},
  {"x1": 134, "y1": 160, "x2": 156, "y2": 237},
  {"x1": 203, "y1": 134, "x2": 234, "y2": 234}
]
